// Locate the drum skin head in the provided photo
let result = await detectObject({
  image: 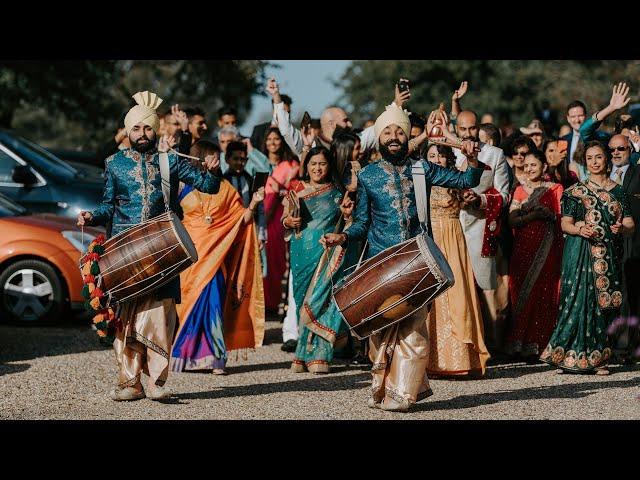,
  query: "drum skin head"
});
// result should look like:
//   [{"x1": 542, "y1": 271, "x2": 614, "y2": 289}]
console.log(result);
[{"x1": 170, "y1": 212, "x2": 198, "y2": 262}]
